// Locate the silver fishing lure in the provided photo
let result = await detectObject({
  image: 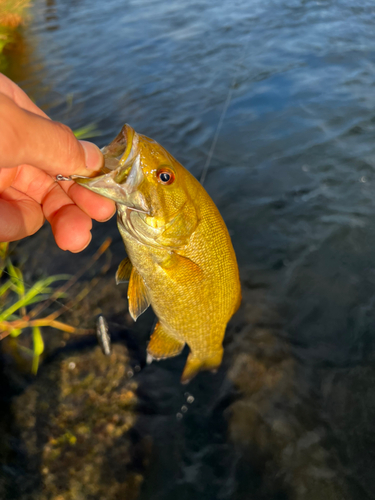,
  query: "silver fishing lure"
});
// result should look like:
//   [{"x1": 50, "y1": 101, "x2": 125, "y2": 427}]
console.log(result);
[{"x1": 96, "y1": 315, "x2": 111, "y2": 356}]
